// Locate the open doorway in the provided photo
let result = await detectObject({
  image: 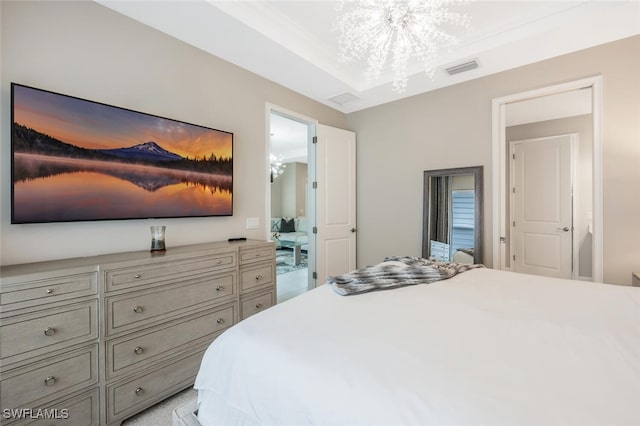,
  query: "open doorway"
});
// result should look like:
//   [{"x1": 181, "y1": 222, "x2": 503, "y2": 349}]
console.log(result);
[
  {"x1": 268, "y1": 108, "x2": 315, "y2": 303},
  {"x1": 492, "y1": 76, "x2": 603, "y2": 282}
]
